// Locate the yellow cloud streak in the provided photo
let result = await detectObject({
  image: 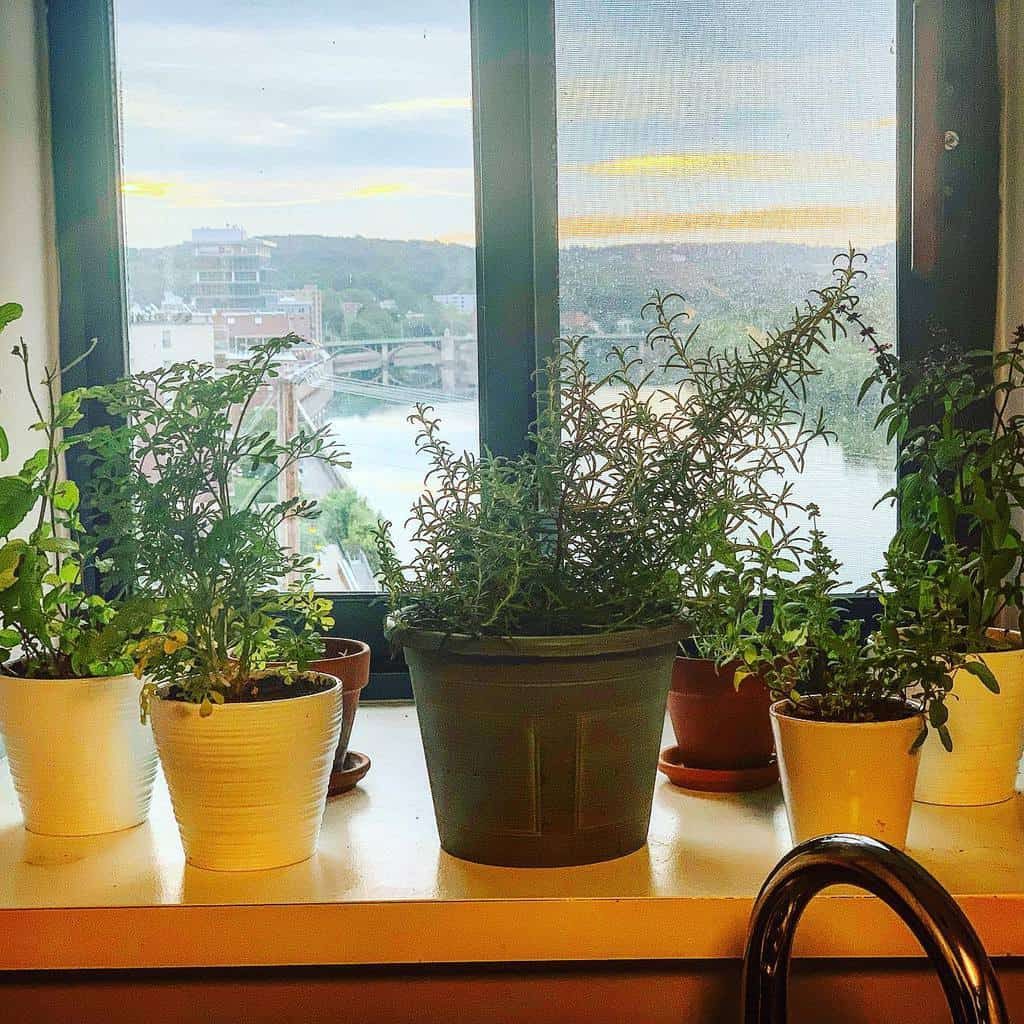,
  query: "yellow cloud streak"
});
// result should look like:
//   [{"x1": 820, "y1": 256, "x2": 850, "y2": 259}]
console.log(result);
[
  {"x1": 119, "y1": 177, "x2": 466, "y2": 208},
  {"x1": 560, "y1": 204, "x2": 896, "y2": 245},
  {"x1": 577, "y1": 152, "x2": 889, "y2": 180}
]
